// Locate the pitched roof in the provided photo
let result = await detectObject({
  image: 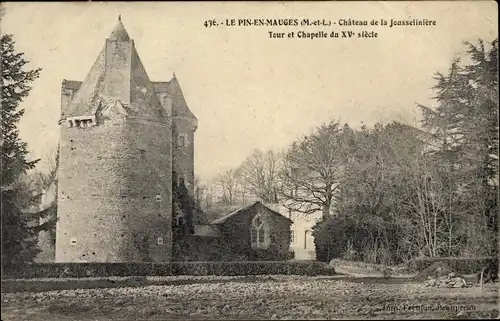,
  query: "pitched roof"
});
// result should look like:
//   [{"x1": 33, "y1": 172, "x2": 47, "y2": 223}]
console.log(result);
[
  {"x1": 153, "y1": 75, "x2": 197, "y2": 120},
  {"x1": 211, "y1": 201, "x2": 293, "y2": 225},
  {"x1": 61, "y1": 17, "x2": 165, "y2": 122},
  {"x1": 62, "y1": 80, "x2": 82, "y2": 91}
]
